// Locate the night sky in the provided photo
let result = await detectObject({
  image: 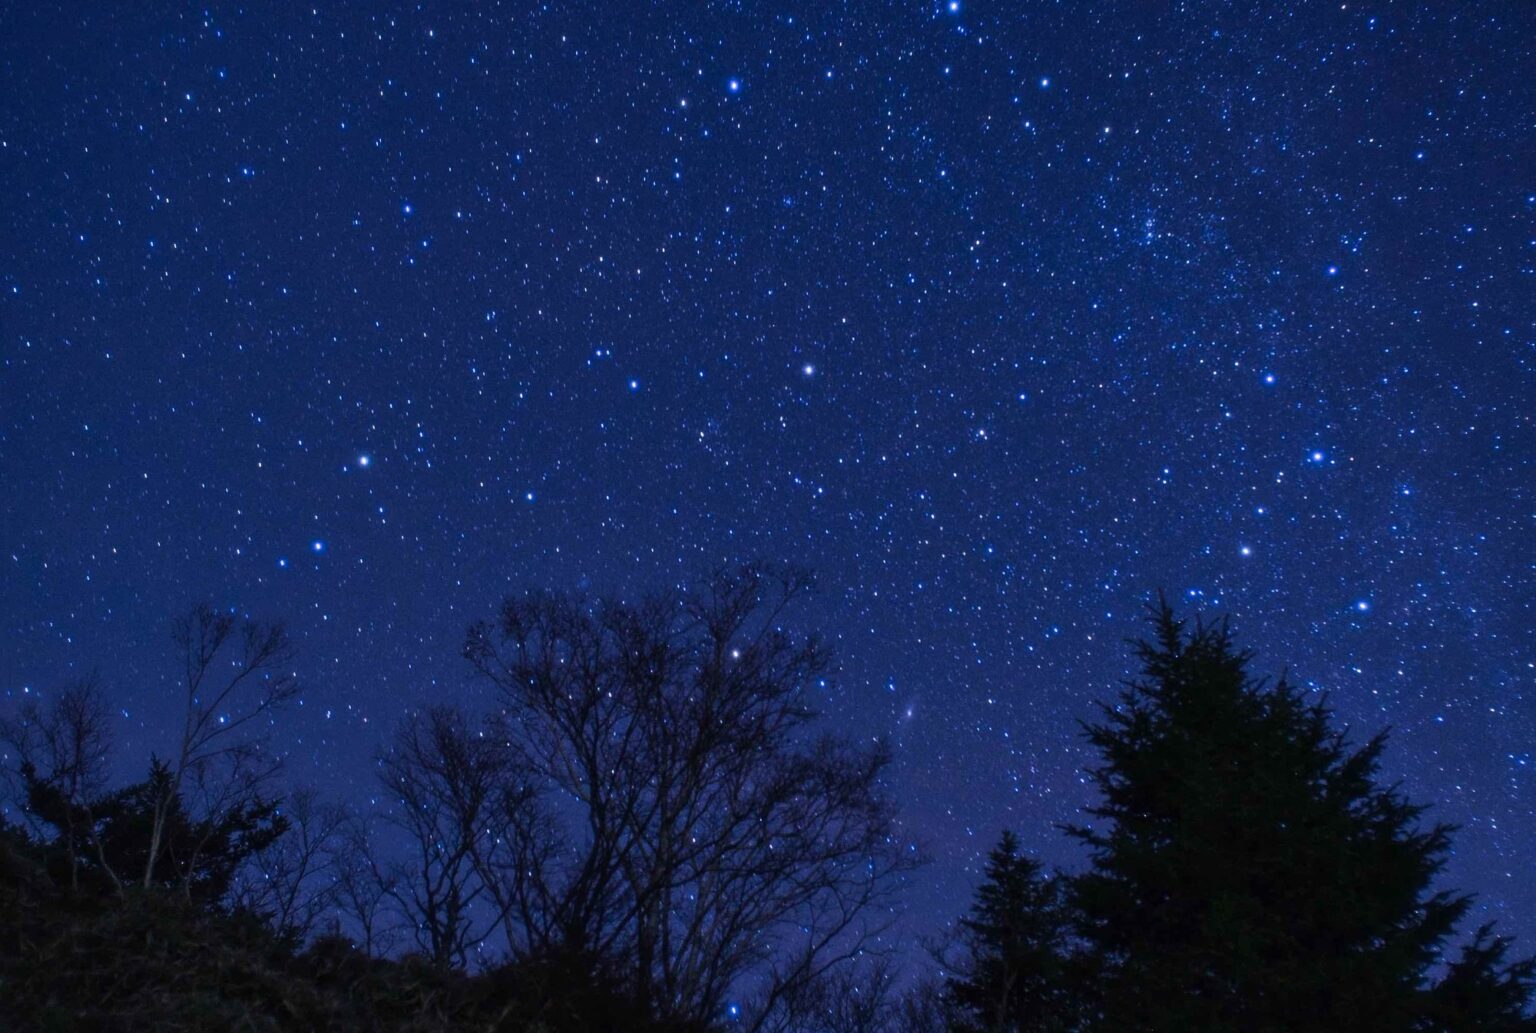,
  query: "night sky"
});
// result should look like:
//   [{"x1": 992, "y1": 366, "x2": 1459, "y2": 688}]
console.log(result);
[{"x1": 4, "y1": 3, "x2": 1533, "y2": 952}]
